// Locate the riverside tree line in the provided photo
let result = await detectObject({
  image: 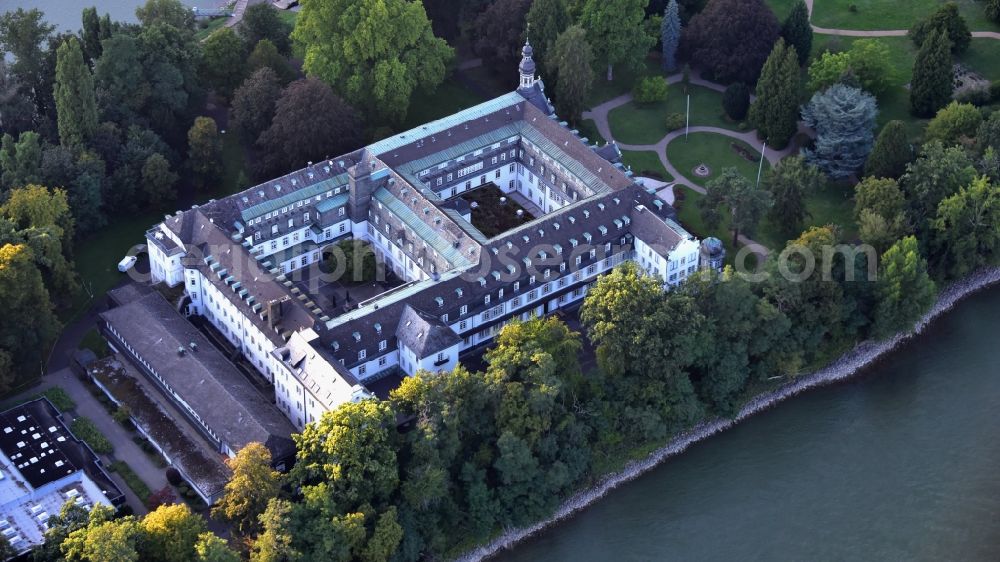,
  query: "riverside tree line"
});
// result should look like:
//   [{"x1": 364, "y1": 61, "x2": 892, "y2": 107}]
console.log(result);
[{"x1": 2, "y1": 0, "x2": 1000, "y2": 560}]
